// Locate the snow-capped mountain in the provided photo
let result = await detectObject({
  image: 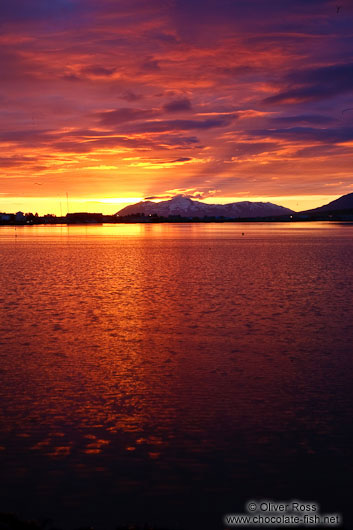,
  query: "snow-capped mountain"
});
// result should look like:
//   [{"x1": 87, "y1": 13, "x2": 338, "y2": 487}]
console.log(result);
[{"x1": 116, "y1": 195, "x2": 293, "y2": 218}]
